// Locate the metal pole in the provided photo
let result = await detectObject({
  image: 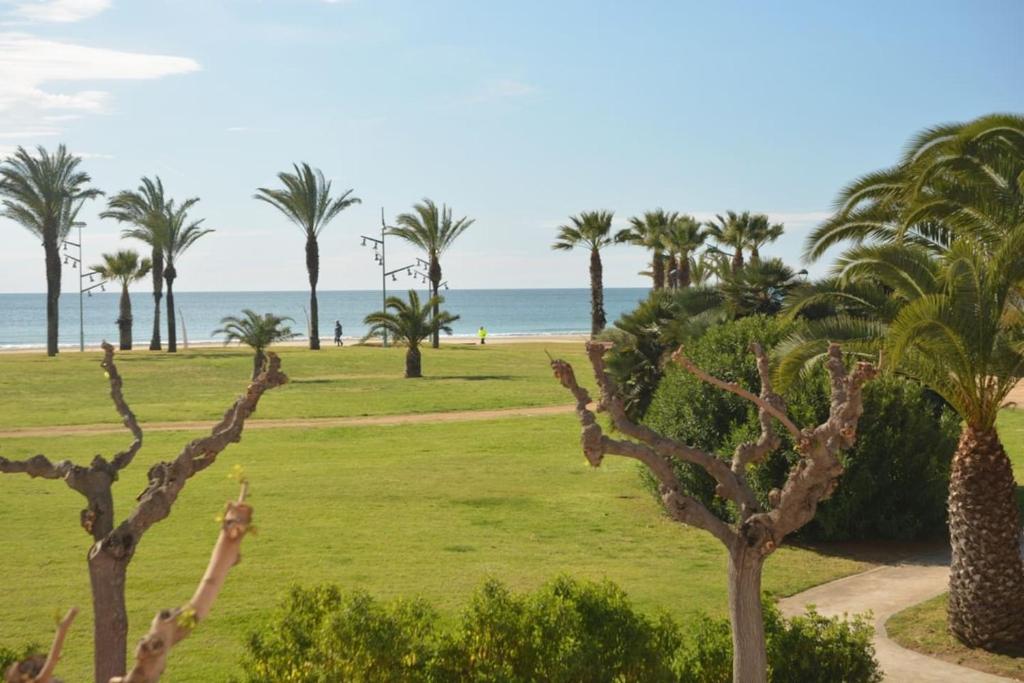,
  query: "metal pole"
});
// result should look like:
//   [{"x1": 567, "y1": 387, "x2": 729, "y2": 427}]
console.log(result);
[
  {"x1": 78, "y1": 224, "x2": 84, "y2": 352},
  {"x1": 381, "y1": 207, "x2": 388, "y2": 348}
]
